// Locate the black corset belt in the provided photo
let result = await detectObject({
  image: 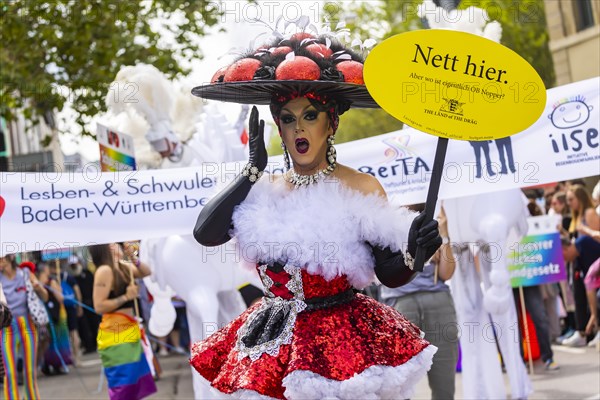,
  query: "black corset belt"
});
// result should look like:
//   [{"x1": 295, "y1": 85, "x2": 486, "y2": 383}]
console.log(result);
[
  {"x1": 304, "y1": 288, "x2": 356, "y2": 311},
  {"x1": 240, "y1": 288, "x2": 355, "y2": 349}
]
